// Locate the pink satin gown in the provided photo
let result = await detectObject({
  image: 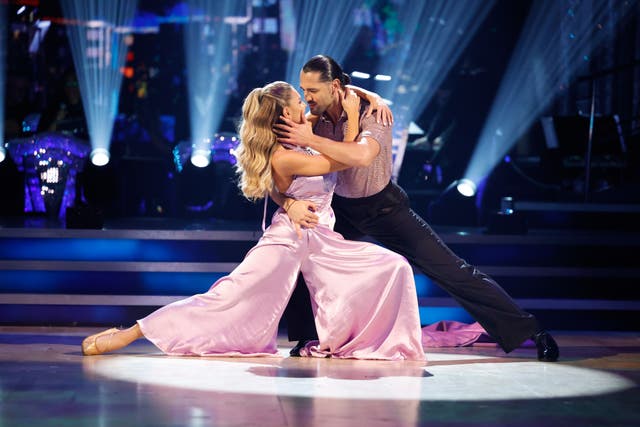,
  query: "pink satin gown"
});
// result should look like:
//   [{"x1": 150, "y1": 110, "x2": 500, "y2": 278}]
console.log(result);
[{"x1": 138, "y1": 169, "x2": 425, "y2": 361}]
